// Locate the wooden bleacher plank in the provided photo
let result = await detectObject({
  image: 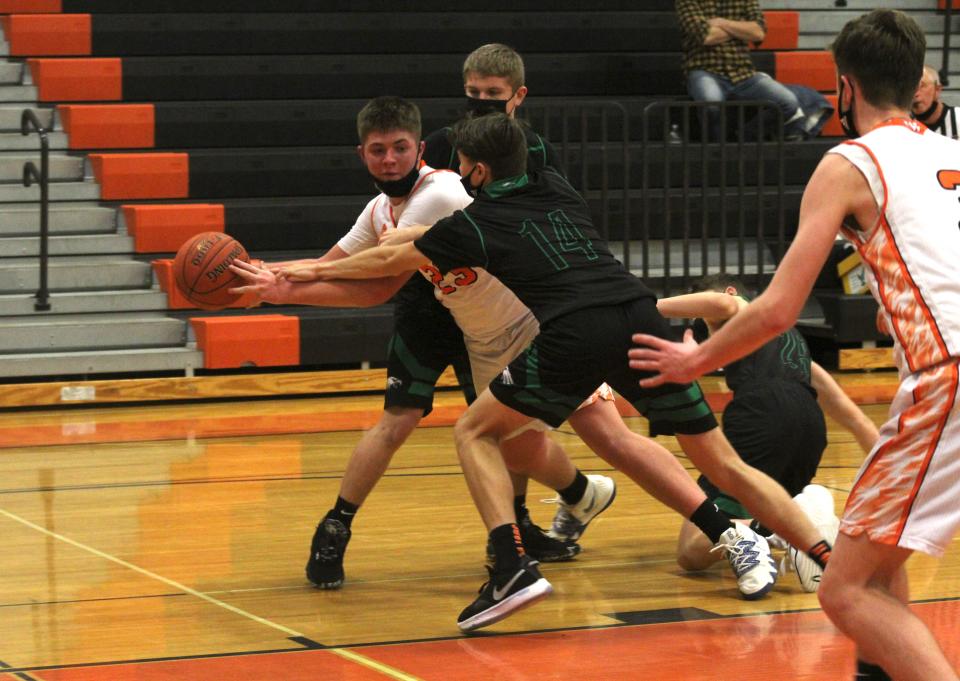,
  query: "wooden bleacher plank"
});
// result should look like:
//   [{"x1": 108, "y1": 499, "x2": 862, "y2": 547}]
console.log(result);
[{"x1": 839, "y1": 348, "x2": 895, "y2": 371}]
